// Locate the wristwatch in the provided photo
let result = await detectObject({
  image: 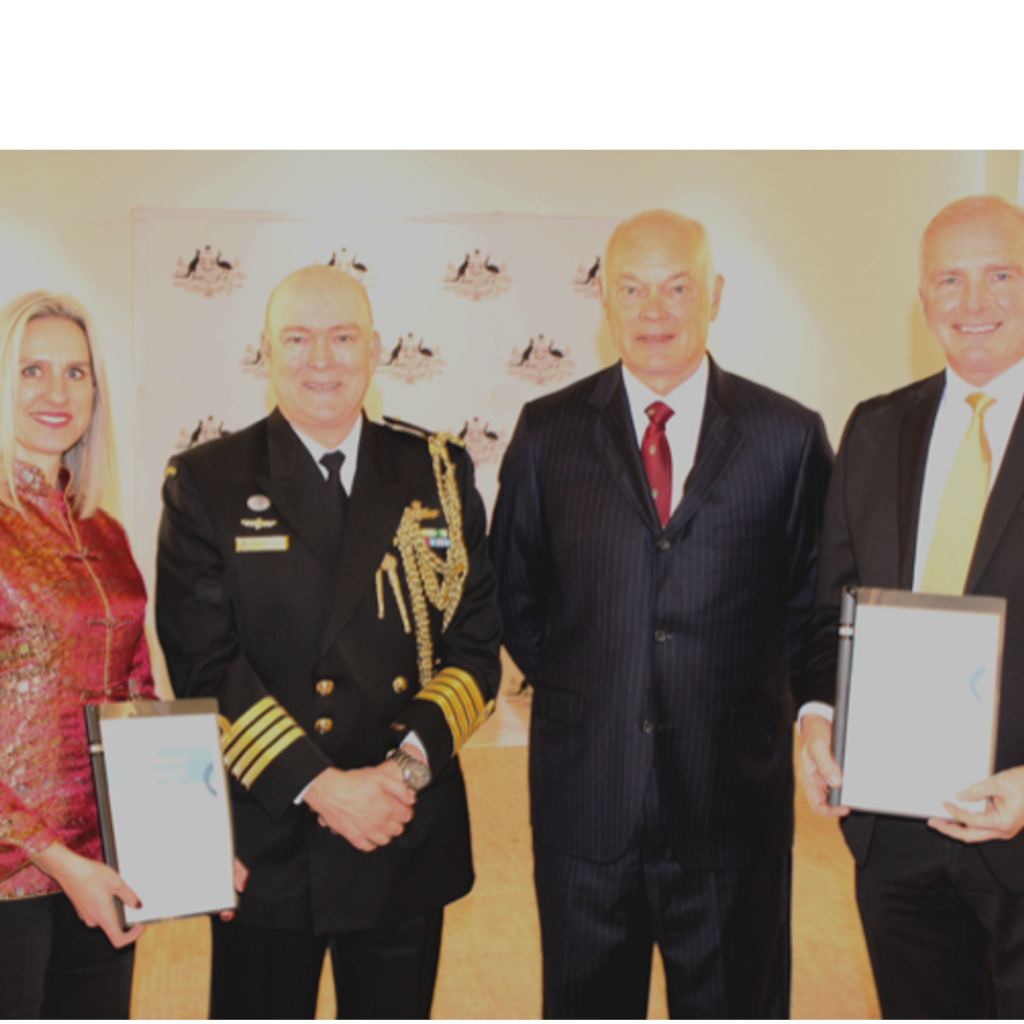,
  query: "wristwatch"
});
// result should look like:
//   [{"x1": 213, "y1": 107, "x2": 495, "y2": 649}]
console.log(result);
[{"x1": 387, "y1": 748, "x2": 432, "y2": 792}]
